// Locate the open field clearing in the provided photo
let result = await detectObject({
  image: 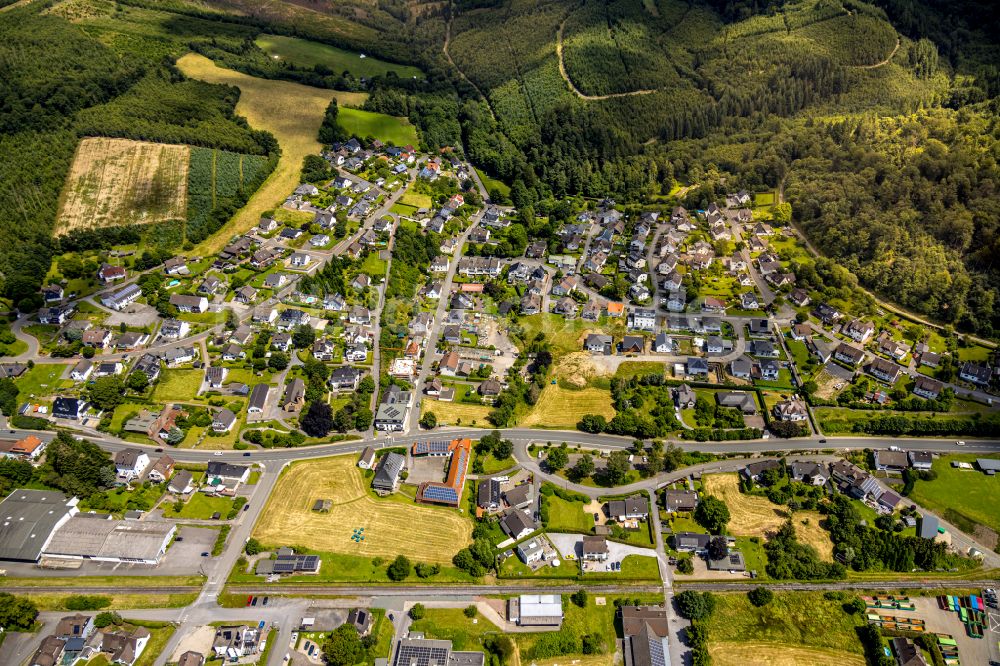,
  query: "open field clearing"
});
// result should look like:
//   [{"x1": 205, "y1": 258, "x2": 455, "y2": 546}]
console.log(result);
[
  {"x1": 521, "y1": 384, "x2": 615, "y2": 429},
  {"x1": 56, "y1": 138, "x2": 188, "y2": 234},
  {"x1": 705, "y1": 592, "x2": 865, "y2": 659},
  {"x1": 910, "y1": 453, "x2": 1000, "y2": 538},
  {"x1": 253, "y1": 455, "x2": 472, "y2": 564},
  {"x1": 338, "y1": 107, "x2": 418, "y2": 146},
  {"x1": 255, "y1": 34, "x2": 423, "y2": 79},
  {"x1": 25, "y1": 592, "x2": 197, "y2": 611},
  {"x1": 702, "y1": 474, "x2": 787, "y2": 535},
  {"x1": 702, "y1": 473, "x2": 832, "y2": 559},
  {"x1": 709, "y1": 642, "x2": 865, "y2": 666},
  {"x1": 176, "y1": 53, "x2": 366, "y2": 255},
  {"x1": 421, "y1": 398, "x2": 492, "y2": 426}
]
